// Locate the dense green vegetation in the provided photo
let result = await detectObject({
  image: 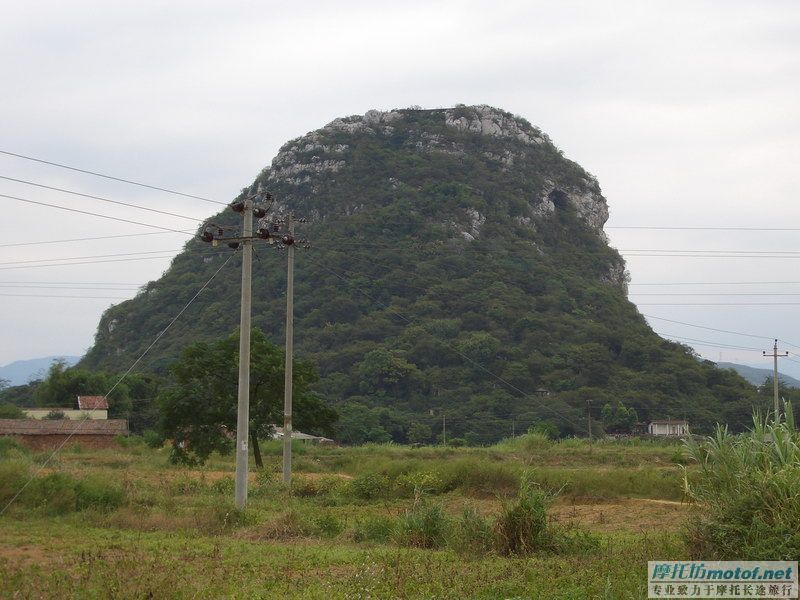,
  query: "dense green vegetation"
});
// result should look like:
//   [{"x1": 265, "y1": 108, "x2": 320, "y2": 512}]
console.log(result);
[
  {"x1": 684, "y1": 404, "x2": 800, "y2": 559},
  {"x1": 159, "y1": 329, "x2": 336, "y2": 464},
  {"x1": 6, "y1": 106, "x2": 767, "y2": 442}
]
